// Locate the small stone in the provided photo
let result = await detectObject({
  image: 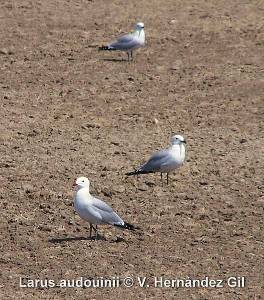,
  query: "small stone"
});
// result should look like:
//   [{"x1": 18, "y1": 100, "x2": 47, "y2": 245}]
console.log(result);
[
  {"x1": 255, "y1": 197, "x2": 264, "y2": 206},
  {"x1": 23, "y1": 184, "x2": 34, "y2": 193},
  {"x1": 199, "y1": 181, "x2": 208, "y2": 186},
  {"x1": 226, "y1": 201, "x2": 234, "y2": 208},
  {"x1": 170, "y1": 60, "x2": 182, "y2": 70},
  {"x1": 38, "y1": 224, "x2": 52, "y2": 232},
  {"x1": 113, "y1": 185, "x2": 125, "y2": 193},
  {"x1": 102, "y1": 190, "x2": 113, "y2": 198},
  {"x1": 0, "y1": 48, "x2": 13, "y2": 55},
  {"x1": 240, "y1": 138, "x2": 247, "y2": 144},
  {"x1": 111, "y1": 141, "x2": 120, "y2": 146}
]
